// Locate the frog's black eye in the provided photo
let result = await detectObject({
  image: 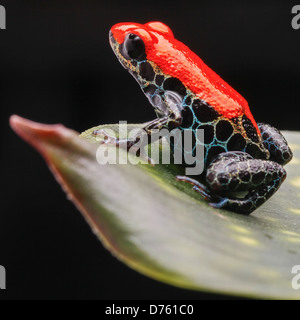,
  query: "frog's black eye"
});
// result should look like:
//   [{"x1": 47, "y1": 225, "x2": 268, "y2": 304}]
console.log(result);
[{"x1": 123, "y1": 33, "x2": 146, "y2": 61}]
